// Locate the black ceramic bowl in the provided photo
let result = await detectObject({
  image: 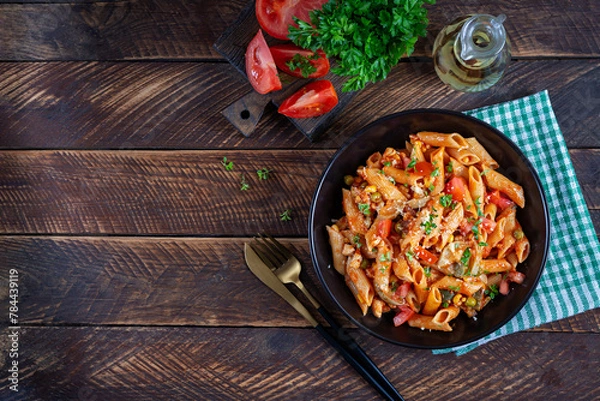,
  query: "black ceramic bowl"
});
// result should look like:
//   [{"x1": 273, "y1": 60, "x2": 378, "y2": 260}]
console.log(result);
[{"x1": 309, "y1": 109, "x2": 550, "y2": 349}]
